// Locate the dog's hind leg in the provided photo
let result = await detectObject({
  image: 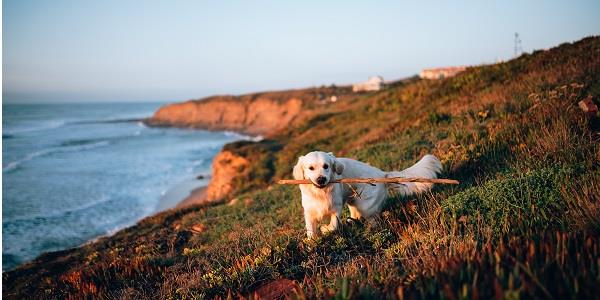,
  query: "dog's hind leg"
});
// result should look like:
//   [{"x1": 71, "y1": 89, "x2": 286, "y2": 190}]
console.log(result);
[{"x1": 348, "y1": 205, "x2": 362, "y2": 219}]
